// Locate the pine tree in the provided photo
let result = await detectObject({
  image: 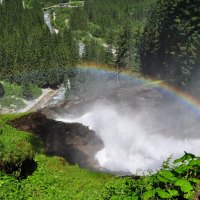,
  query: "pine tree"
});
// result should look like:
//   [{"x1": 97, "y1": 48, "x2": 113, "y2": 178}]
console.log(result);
[
  {"x1": 139, "y1": 0, "x2": 200, "y2": 87},
  {"x1": 115, "y1": 21, "x2": 135, "y2": 69}
]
